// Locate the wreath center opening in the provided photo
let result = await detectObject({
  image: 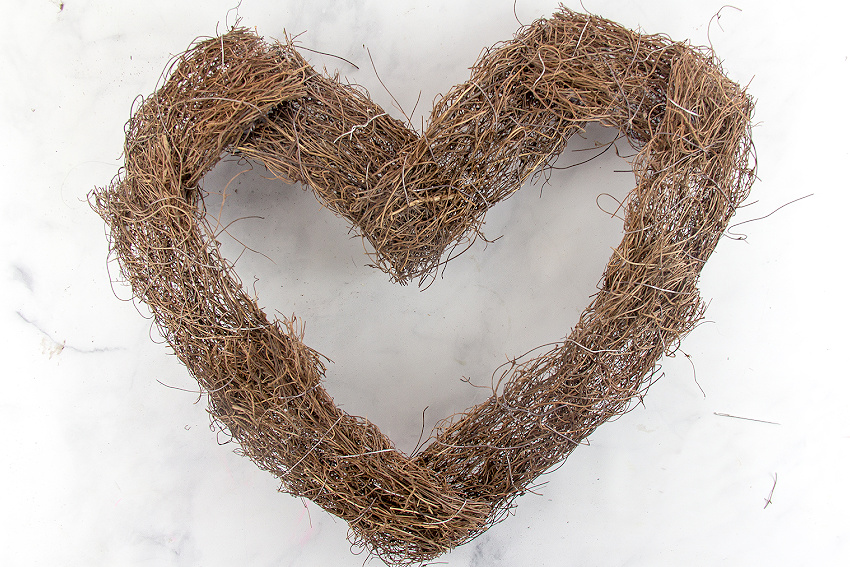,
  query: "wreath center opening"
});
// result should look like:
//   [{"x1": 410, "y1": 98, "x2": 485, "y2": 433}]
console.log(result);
[{"x1": 202, "y1": 123, "x2": 633, "y2": 454}]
